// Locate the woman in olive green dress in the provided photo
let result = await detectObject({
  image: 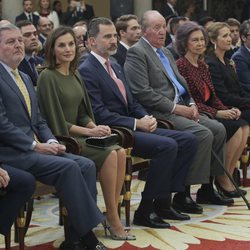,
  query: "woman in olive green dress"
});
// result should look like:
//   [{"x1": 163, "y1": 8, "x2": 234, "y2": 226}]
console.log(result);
[{"x1": 37, "y1": 26, "x2": 135, "y2": 240}]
